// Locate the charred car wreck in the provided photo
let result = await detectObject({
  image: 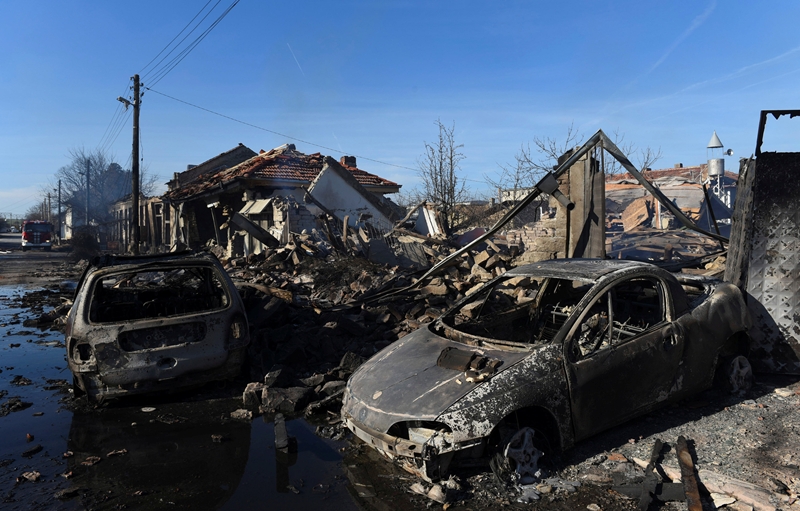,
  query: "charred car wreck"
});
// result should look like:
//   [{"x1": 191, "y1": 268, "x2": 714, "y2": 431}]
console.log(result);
[
  {"x1": 66, "y1": 251, "x2": 250, "y2": 402},
  {"x1": 342, "y1": 259, "x2": 752, "y2": 482}
]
